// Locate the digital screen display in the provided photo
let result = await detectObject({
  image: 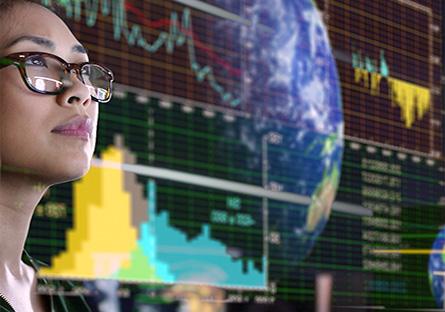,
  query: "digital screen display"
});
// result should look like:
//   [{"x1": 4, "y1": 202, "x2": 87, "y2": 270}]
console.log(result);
[{"x1": 25, "y1": 0, "x2": 444, "y2": 310}]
